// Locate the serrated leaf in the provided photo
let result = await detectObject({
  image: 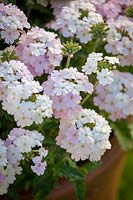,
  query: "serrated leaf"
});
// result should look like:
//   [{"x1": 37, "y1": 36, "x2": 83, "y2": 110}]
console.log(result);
[
  {"x1": 80, "y1": 161, "x2": 100, "y2": 176},
  {"x1": 59, "y1": 162, "x2": 85, "y2": 200},
  {"x1": 33, "y1": 171, "x2": 57, "y2": 200},
  {"x1": 60, "y1": 163, "x2": 84, "y2": 181}
]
